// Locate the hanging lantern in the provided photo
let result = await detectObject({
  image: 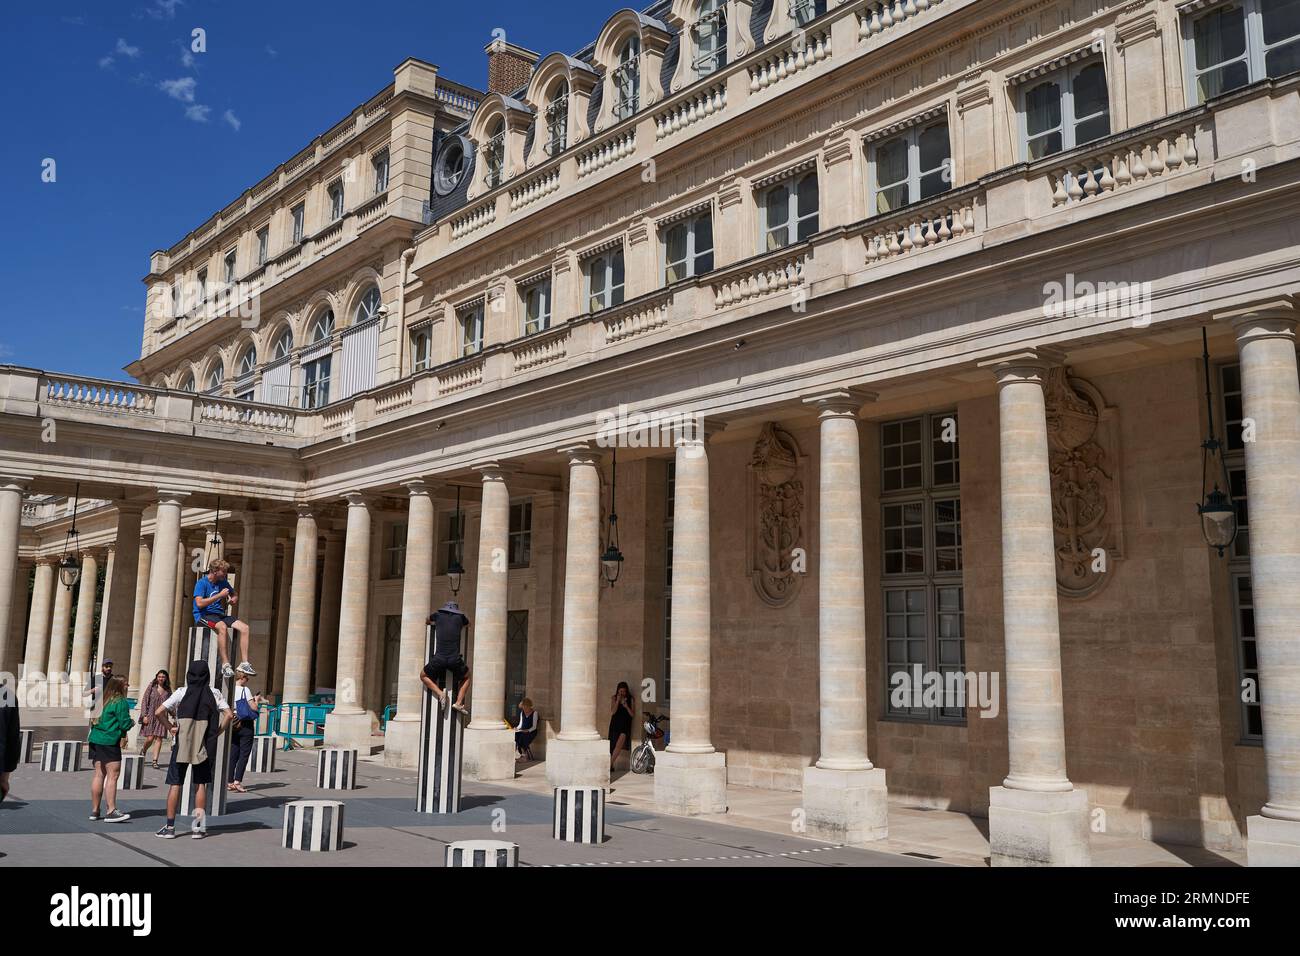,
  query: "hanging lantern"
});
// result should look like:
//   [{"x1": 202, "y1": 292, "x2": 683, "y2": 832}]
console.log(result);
[
  {"x1": 601, "y1": 447, "x2": 625, "y2": 587},
  {"x1": 447, "y1": 485, "x2": 465, "y2": 595},
  {"x1": 1197, "y1": 328, "x2": 1239, "y2": 556},
  {"x1": 58, "y1": 483, "x2": 83, "y2": 590}
]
